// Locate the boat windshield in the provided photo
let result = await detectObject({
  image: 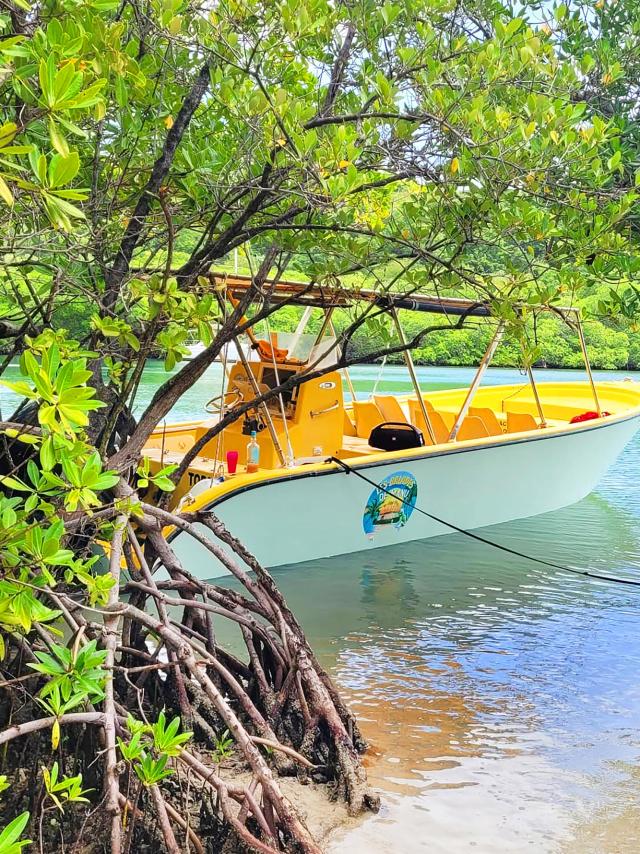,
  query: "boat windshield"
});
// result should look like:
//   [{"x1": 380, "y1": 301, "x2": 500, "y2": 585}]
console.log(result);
[{"x1": 269, "y1": 331, "x2": 339, "y2": 368}]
